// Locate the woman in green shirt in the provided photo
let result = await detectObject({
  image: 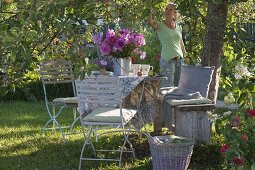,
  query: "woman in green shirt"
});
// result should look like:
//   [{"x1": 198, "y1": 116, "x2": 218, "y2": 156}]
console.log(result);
[{"x1": 146, "y1": 3, "x2": 186, "y2": 87}]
